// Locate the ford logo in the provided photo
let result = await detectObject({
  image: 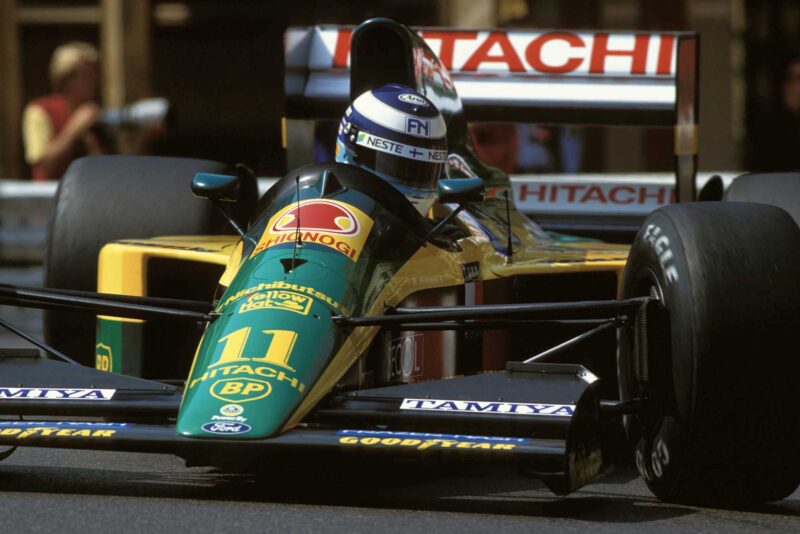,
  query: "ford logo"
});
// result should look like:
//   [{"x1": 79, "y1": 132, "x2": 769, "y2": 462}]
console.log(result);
[{"x1": 201, "y1": 422, "x2": 252, "y2": 435}]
